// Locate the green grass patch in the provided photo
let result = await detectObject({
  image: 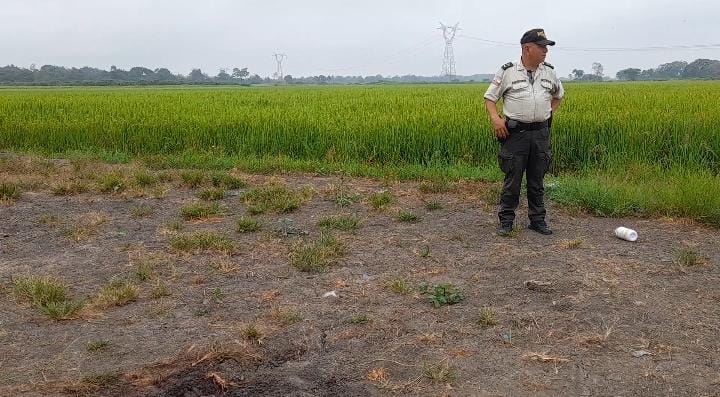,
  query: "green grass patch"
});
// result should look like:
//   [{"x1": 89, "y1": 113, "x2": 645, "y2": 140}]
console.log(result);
[
  {"x1": 385, "y1": 278, "x2": 412, "y2": 295},
  {"x1": 87, "y1": 340, "x2": 112, "y2": 352},
  {"x1": 51, "y1": 182, "x2": 89, "y2": 196},
  {"x1": 129, "y1": 204, "x2": 154, "y2": 218},
  {"x1": 673, "y1": 249, "x2": 706, "y2": 268},
  {"x1": 196, "y1": 187, "x2": 225, "y2": 201},
  {"x1": 179, "y1": 170, "x2": 207, "y2": 188},
  {"x1": 424, "y1": 200, "x2": 443, "y2": 211},
  {"x1": 397, "y1": 210, "x2": 419, "y2": 223},
  {"x1": 96, "y1": 172, "x2": 125, "y2": 194},
  {"x1": 170, "y1": 232, "x2": 236, "y2": 252},
  {"x1": 13, "y1": 275, "x2": 84, "y2": 319},
  {"x1": 179, "y1": 202, "x2": 225, "y2": 220},
  {"x1": 242, "y1": 185, "x2": 312, "y2": 214},
  {"x1": 368, "y1": 191, "x2": 394, "y2": 209},
  {"x1": 289, "y1": 234, "x2": 346, "y2": 273},
  {"x1": 211, "y1": 172, "x2": 247, "y2": 189},
  {"x1": 317, "y1": 215, "x2": 360, "y2": 231},
  {"x1": 133, "y1": 170, "x2": 158, "y2": 187},
  {"x1": 418, "y1": 179, "x2": 455, "y2": 194},
  {"x1": 236, "y1": 217, "x2": 261, "y2": 233}
]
